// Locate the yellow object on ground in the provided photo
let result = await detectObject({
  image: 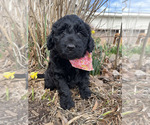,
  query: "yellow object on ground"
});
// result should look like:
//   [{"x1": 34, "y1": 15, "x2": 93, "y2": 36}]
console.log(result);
[
  {"x1": 3, "y1": 72, "x2": 15, "y2": 79},
  {"x1": 30, "y1": 72, "x2": 38, "y2": 79}
]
